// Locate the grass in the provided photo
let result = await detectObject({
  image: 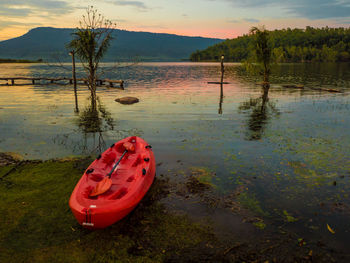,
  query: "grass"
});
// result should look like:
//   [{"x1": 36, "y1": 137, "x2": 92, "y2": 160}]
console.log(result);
[
  {"x1": 0, "y1": 157, "x2": 340, "y2": 262},
  {"x1": 0, "y1": 158, "x2": 215, "y2": 262}
]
